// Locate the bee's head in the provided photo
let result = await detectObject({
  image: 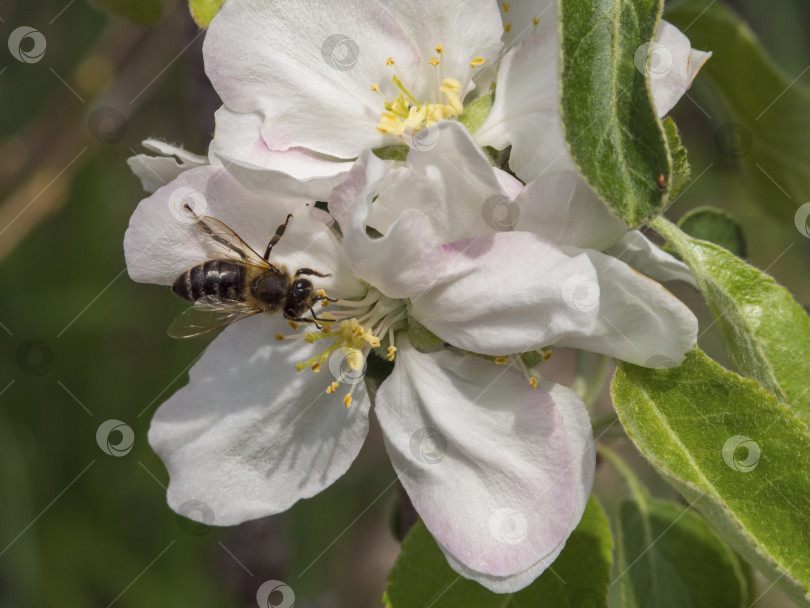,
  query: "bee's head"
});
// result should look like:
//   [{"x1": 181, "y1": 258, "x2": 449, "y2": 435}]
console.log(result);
[{"x1": 285, "y1": 277, "x2": 314, "y2": 316}]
